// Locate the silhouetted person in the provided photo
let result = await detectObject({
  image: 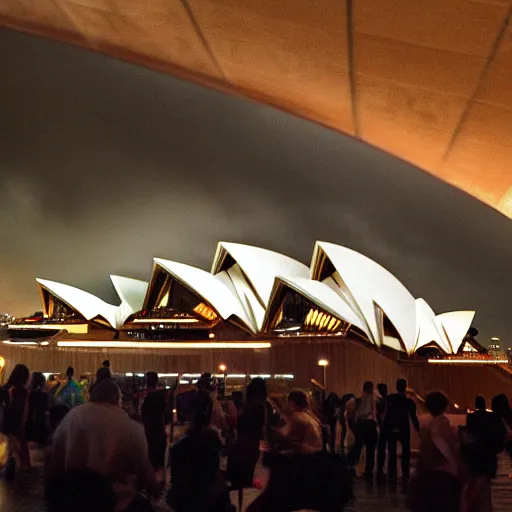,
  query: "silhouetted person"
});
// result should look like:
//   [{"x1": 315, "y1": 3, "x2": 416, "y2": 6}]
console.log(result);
[
  {"x1": 409, "y1": 391, "x2": 461, "y2": 512},
  {"x1": 491, "y1": 393, "x2": 512, "y2": 463},
  {"x1": 168, "y1": 390, "x2": 232, "y2": 512},
  {"x1": 338, "y1": 393, "x2": 355, "y2": 453},
  {"x1": 378, "y1": 378, "x2": 419, "y2": 481},
  {"x1": 376, "y1": 383, "x2": 388, "y2": 477},
  {"x1": 1, "y1": 363, "x2": 31, "y2": 478},
  {"x1": 141, "y1": 371, "x2": 167, "y2": 471},
  {"x1": 461, "y1": 395, "x2": 506, "y2": 511},
  {"x1": 347, "y1": 381, "x2": 378, "y2": 479},
  {"x1": 26, "y1": 372, "x2": 50, "y2": 445},
  {"x1": 96, "y1": 367, "x2": 112, "y2": 383},
  {"x1": 324, "y1": 392, "x2": 340, "y2": 453}
]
